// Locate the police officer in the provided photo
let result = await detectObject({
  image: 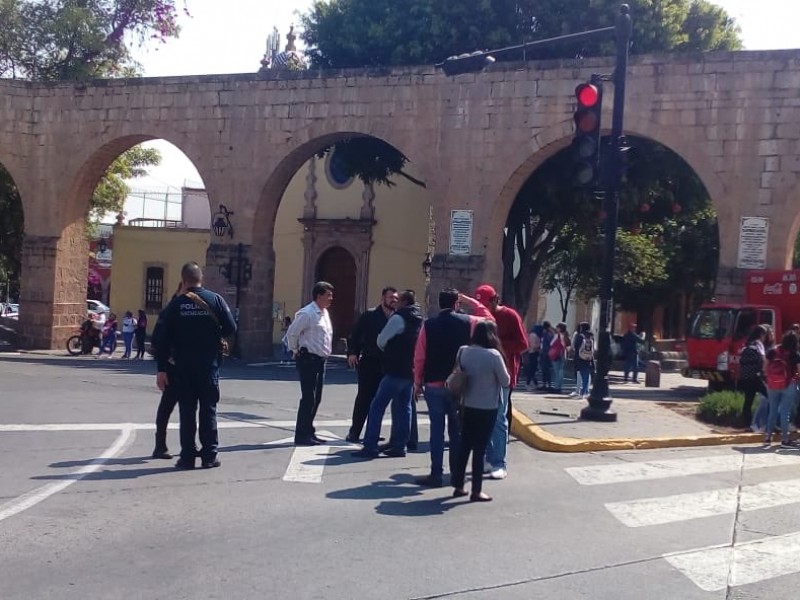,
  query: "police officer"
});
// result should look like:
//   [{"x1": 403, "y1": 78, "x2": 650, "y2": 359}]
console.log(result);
[{"x1": 155, "y1": 262, "x2": 236, "y2": 470}]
